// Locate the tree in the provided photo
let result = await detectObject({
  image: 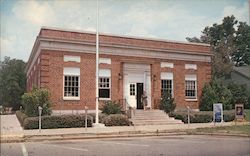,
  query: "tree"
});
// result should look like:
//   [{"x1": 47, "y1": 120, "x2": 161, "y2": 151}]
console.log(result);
[
  {"x1": 160, "y1": 91, "x2": 176, "y2": 113},
  {"x1": 21, "y1": 88, "x2": 51, "y2": 117},
  {"x1": 232, "y1": 22, "x2": 250, "y2": 66},
  {"x1": 200, "y1": 79, "x2": 232, "y2": 111},
  {"x1": 227, "y1": 83, "x2": 249, "y2": 108},
  {"x1": 186, "y1": 15, "x2": 250, "y2": 77},
  {"x1": 0, "y1": 57, "x2": 26, "y2": 110}
]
